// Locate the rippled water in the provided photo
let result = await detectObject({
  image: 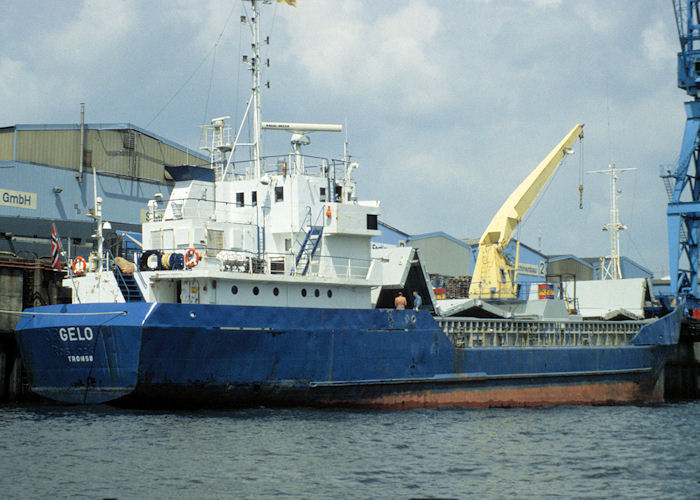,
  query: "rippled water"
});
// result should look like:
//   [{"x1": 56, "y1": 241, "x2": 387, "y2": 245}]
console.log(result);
[{"x1": 1, "y1": 402, "x2": 698, "y2": 499}]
